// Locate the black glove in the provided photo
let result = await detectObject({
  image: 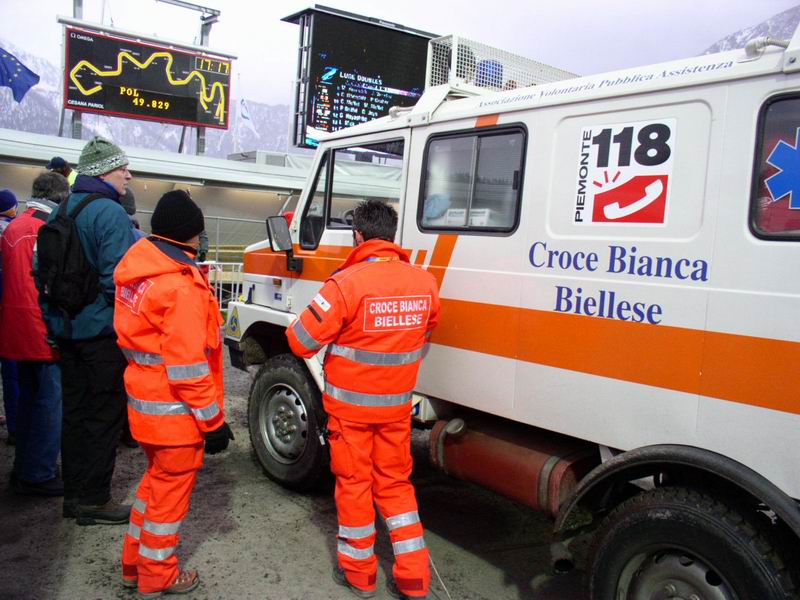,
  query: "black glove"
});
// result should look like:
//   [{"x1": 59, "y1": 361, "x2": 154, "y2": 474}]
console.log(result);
[{"x1": 205, "y1": 422, "x2": 234, "y2": 455}]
